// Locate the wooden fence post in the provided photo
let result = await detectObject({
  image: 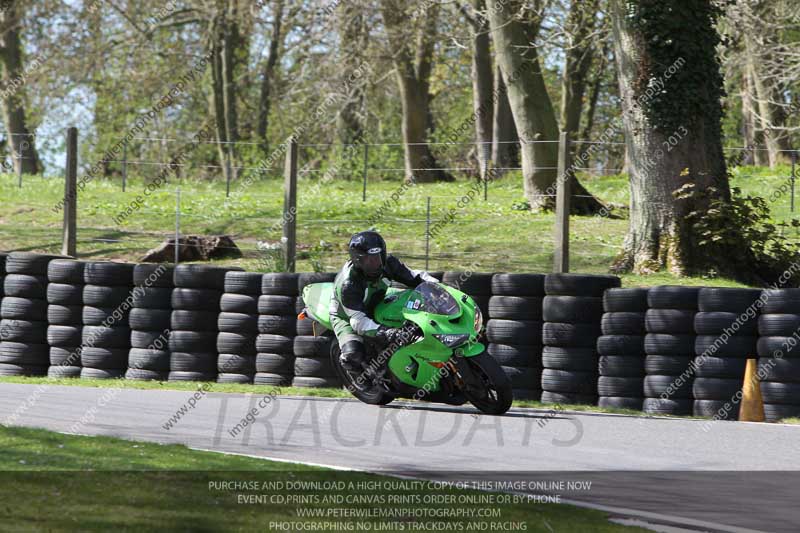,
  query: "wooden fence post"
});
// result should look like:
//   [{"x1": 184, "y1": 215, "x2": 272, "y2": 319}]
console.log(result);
[
  {"x1": 362, "y1": 143, "x2": 369, "y2": 201},
  {"x1": 174, "y1": 188, "x2": 181, "y2": 264},
  {"x1": 122, "y1": 143, "x2": 127, "y2": 192},
  {"x1": 554, "y1": 131, "x2": 571, "y2": 273},
  {"x1": 283, "y1": 138, "x2": 298, "y2": 272},
  {"x1": 789, "y1": 150, "x2": 797, "y2": 213},
  {"x1": 61, "y1": 127, "x2": 78, "y2": 257}
]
